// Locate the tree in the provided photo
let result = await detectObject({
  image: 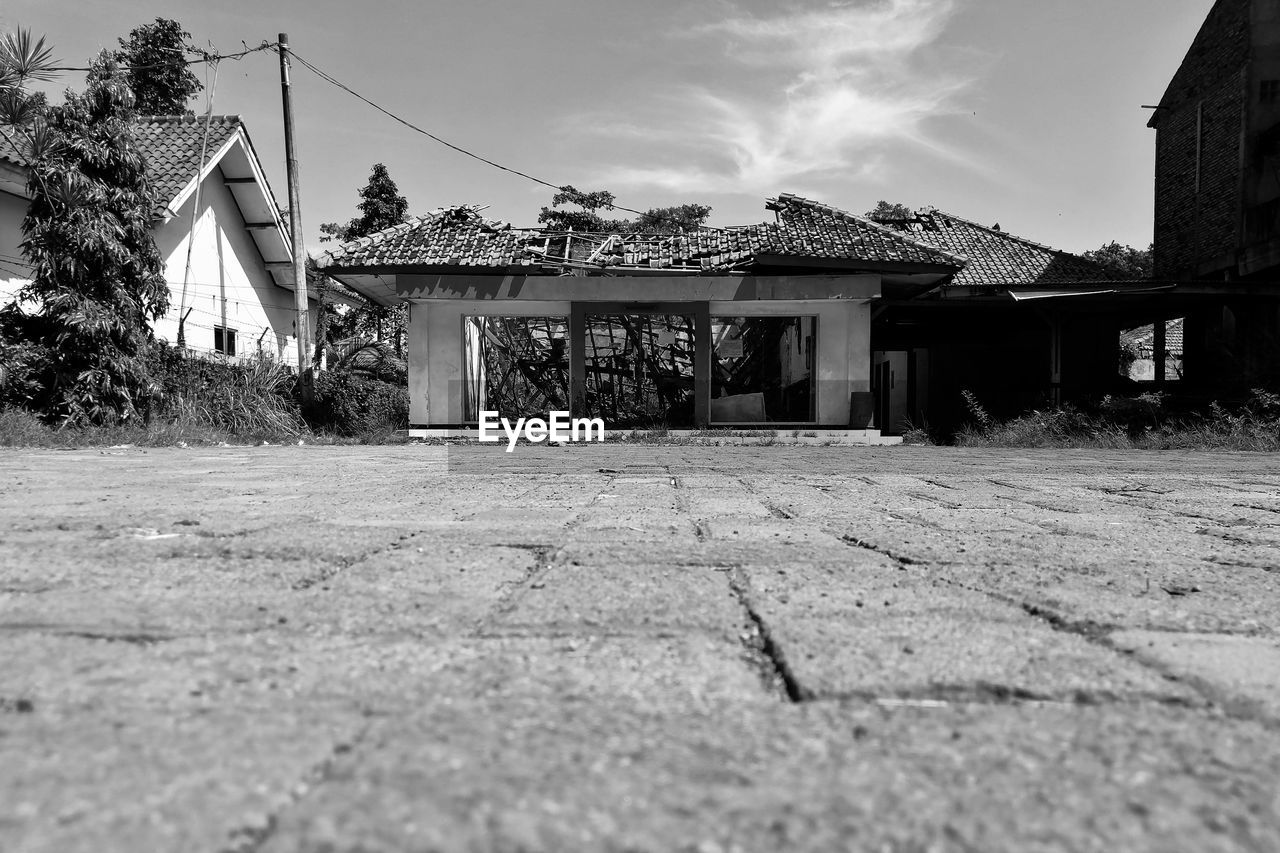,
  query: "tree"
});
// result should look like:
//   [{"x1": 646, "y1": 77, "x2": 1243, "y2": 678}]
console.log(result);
[
  {"x1": 635, "y1": 203, "x2": 714, "y2": 234},
  {"x1": 12, "y1": 50, "x2": 170, "y2": 424},
  {"x1": 866, "y1": 200, "x2": 913, "y2": 219},
  {"x1": 538, "y1": 185, "x2": 711, "y2": 235},
  {"x1": 1082, "y1": 241, "x2": 1153, "y2": 279},
  {"x1": 318, "y1": 163, "x2": 411, "y2": 360},
  {"x1": 0, "y1": 29, "x2": 57, "y2": 160},
  {"x1": 0, "y1": 29, "x2": 58, "y2": 410},
  {"x1": 111, "y1": 18, "x2": 202, "y2": 115}
]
